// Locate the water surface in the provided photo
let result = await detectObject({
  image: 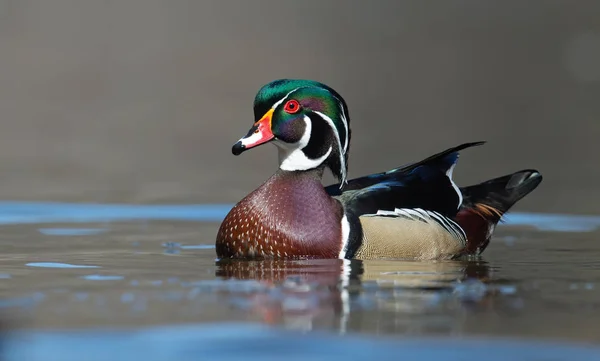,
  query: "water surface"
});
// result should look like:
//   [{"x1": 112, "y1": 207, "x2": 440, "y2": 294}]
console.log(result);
[{"x1": 0, "y1": 202, "x2": 599, "y2": 359}]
